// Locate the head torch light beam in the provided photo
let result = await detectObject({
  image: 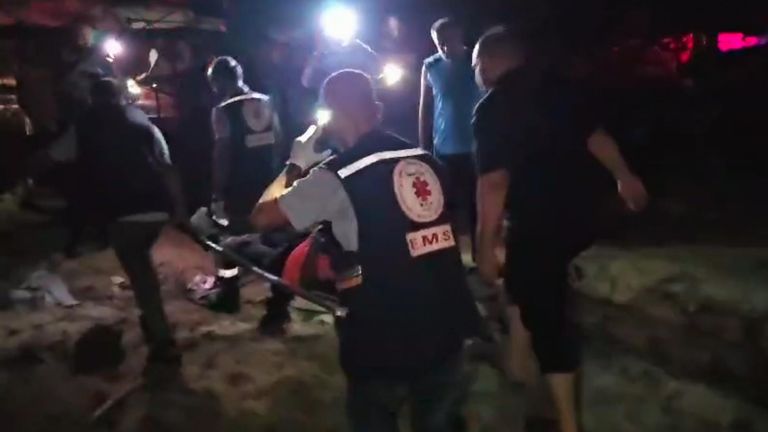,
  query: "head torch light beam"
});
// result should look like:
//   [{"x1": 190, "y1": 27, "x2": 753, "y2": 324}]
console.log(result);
[
  {"x1": 381, "y1": 62, "x2": 405, "y2": 86},
  {"x1": 320, "y1": 5, "x2": 359, "y2": 43},
  {"x1": 103, "y1": 37, "x2": 124, "y2": 59},
  {"x1": 316, "y1": 108, "x2": 333, "y2": 126}
]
